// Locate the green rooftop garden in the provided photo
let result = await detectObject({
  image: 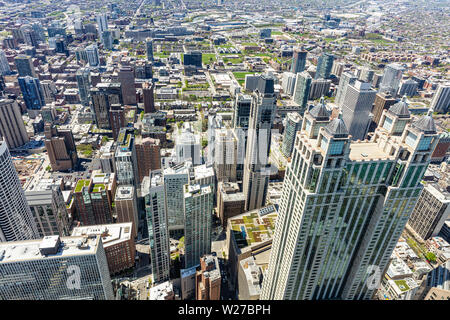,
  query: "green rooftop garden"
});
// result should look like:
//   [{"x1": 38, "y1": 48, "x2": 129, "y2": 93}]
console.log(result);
[
  {"x1": 394, "y1": 280, "x2": 410, "y2": 292},
  {"x1": 230, "y1": 212, "x2": 277, "y2": 249},
  {"x1": 92, "y1": 183, "x2": 106, "y2": 193},
  {"x1": 75, "y1": 179, "x2": 90, "y2": 193}
]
